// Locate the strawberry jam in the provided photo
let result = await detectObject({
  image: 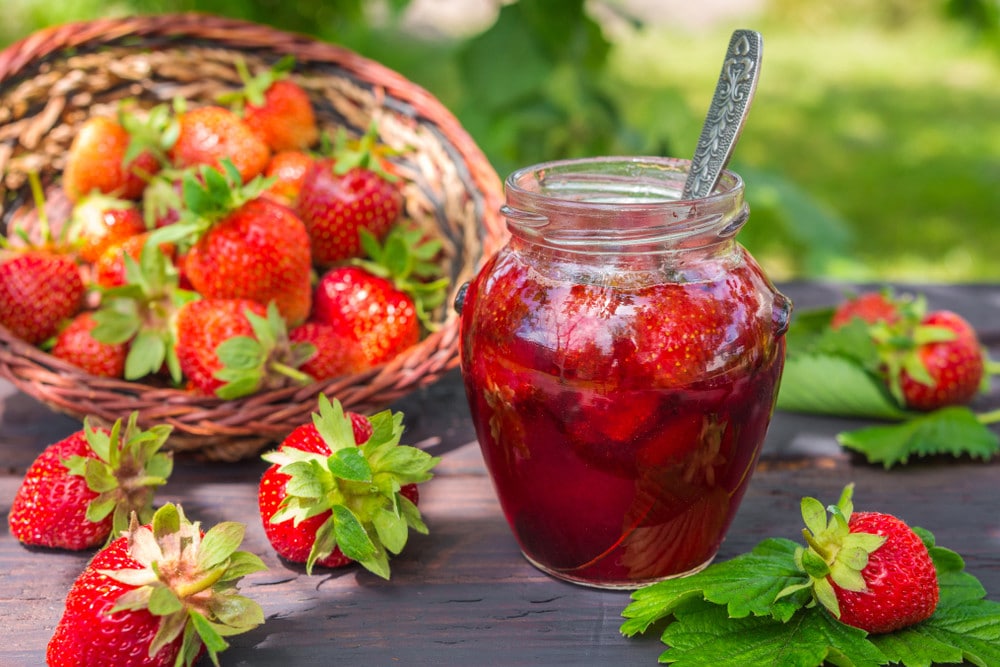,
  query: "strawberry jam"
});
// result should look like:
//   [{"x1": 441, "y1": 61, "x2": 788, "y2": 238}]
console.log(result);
[{"x1": 458, "y1": 157, "x2": 790, "y2": 588}]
